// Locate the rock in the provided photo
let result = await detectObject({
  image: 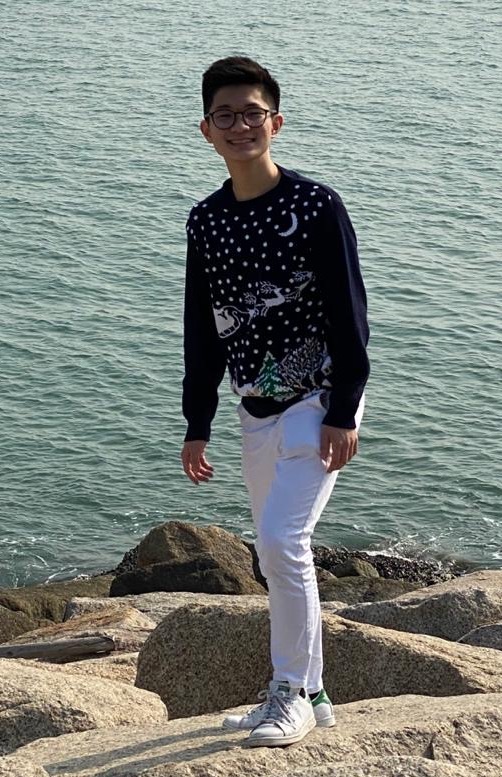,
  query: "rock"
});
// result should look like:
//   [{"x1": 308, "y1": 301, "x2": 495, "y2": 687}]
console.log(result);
[
  {"x1": 0, "y1": 606, "x2": 36, "y2": 645},
  {"x1": 458, "y1": 623, "x2": 502, "y2": 650},
  {"x1": 0, "y1": 756, "x2": 49, "y2": 776},
  {"x1": 15, "y1": 694, "x2": 502, "y2": 774},
  {"x1": 337, "y1": 570, "x2": 502, "y2": 640},
  {"x1": 135, "y1": 602, "x2": 502, "y2": 718},
  {"x1": 0, "y1": 658, "x2": 167, "y2": 755},
  {"x1": 110, "y1": 557, "x2": 267, "y2": 597},
  {"x1": 8, "y1": 607, "x2": 156, "y2": 653},
  {"x1": 65, "y1": 591, "x2": 270, "y2": 624},
  {"x1": 14, "y1": 653, "x2": 139, "y2": 685},
  {"x1": 315, "y1": 566, "x2": 335, "y2": 584},
  {"x1": 312, "y1": 546, "x2": 462, "y2": 585},
  {"x1": 111, "y1": 522, "x2": 266, "y2": 596},
  {"x1": 113, "y1": 545, "x2": 139, "y2": 577},
  {"x1": 318, "y1": 576, "x2": 420, "y2": 604},
  {"x1": 0, "y1": 576, "x2": 114, "y2": 630},
  {"x1": 136, "y1": 520, "x2": 252, "y2": 571},
  {"x1": 285, "y1": 758, "x2": 468, "y2": 776},
  {"x1": 332, "y1": 558, "x2": 379, "y2": 578}
]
